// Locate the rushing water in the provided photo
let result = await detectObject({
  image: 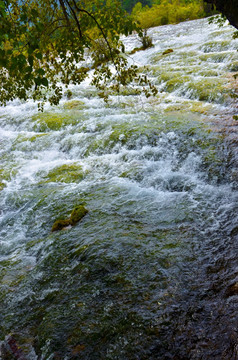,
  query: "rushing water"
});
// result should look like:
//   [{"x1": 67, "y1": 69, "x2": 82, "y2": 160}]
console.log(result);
[{"x1": 0, "y1": 18, "x2": 238, "y2": 359}]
